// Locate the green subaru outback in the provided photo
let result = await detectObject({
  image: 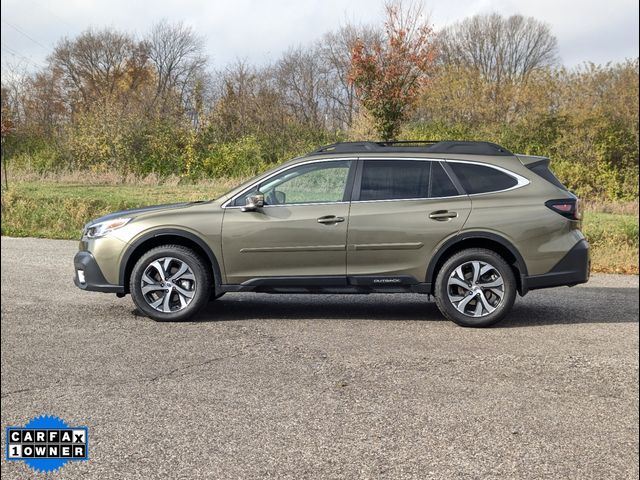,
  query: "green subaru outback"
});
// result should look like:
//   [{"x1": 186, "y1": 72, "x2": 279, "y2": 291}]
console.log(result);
[{"x1": 73, "y1": 141, "x2": 589, "y2": 327}]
